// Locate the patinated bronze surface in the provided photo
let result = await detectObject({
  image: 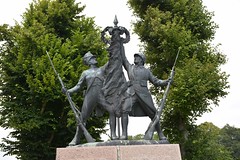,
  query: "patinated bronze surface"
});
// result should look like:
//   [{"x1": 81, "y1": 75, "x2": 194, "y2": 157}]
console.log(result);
[{"x1": 62, "y1": 16, "x2": 174, "y2": 146}]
